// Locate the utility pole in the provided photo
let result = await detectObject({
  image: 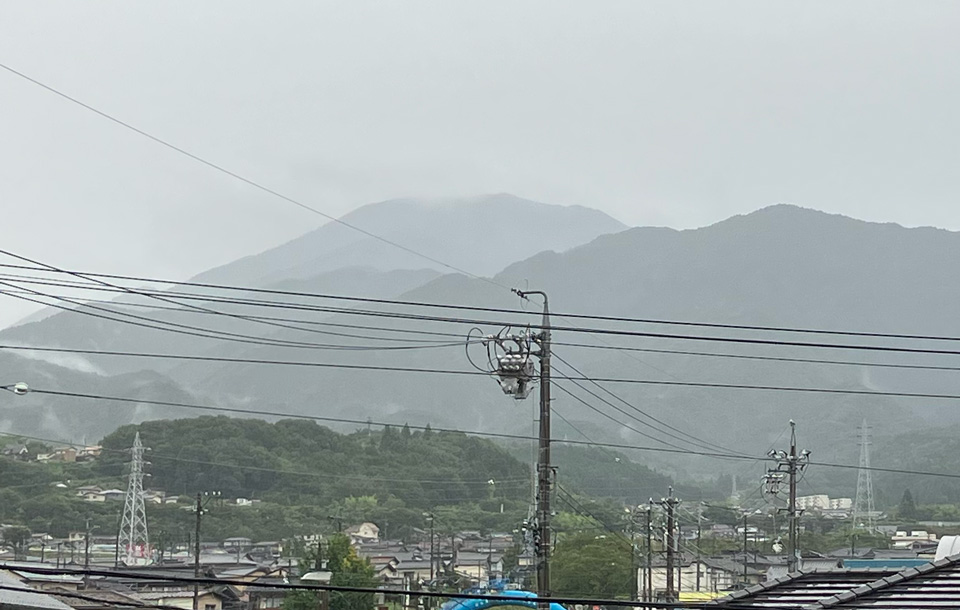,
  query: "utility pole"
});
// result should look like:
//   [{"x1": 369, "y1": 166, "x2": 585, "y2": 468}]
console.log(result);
[
  {"x1": 423, "y1": 513, "x2": 435, "y2": 582},
  {"x1": 742, "y1": 514, "x2": 748, "y2": 586},
  {"x1": 84, "y1": 518, "x2": 93, "y2": 569},
  {"x1": 645, "y1": 504, "x2": 653, "y2": 604},
  {"x1": 191, "y1": 491, "x2": 219, "y2": 610},
  {"x1": 193, "y1": 493, "x2": 202, "y2": 610},
  {"x1": 479, "y1": 289, "x2": 552, "y2": 610},
  {"x1": 765, "y1": 421, "x2": 810, "y2": 573},
  {"x1": 531, "y1": 290, "x2": 552, "y2": 609},
  {"x1": 658, "y1": 489, "x2": 680, "y2": 603},
  {"x1": 628, "y1": 509, "x2": 638, "y2": 602},
  {"x1": 695, "y1": 516, "x2": 702, "y2": 592}
]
